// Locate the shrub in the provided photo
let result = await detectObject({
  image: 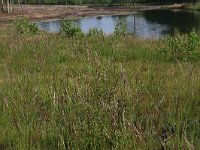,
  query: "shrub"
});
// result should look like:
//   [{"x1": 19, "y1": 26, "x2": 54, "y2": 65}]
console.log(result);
[
  {"x1": 113, "y1": 20, "x2": 127, "y2": 37},
  {"x1": 60, "y1": 20, "x2": 84, "y2": 37},
  {"x1": 87, "y1": 28, "x2": 104, "y2": 36},
  {"x1": 15, "y1": 17, "x2": 38, "y2": 35},
  {"x1": 159, "y1": 29, "x2": 200, "y2": 61},
  {"x1": 186, "y1": 29, "x2": 200, "y2": 60}
]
